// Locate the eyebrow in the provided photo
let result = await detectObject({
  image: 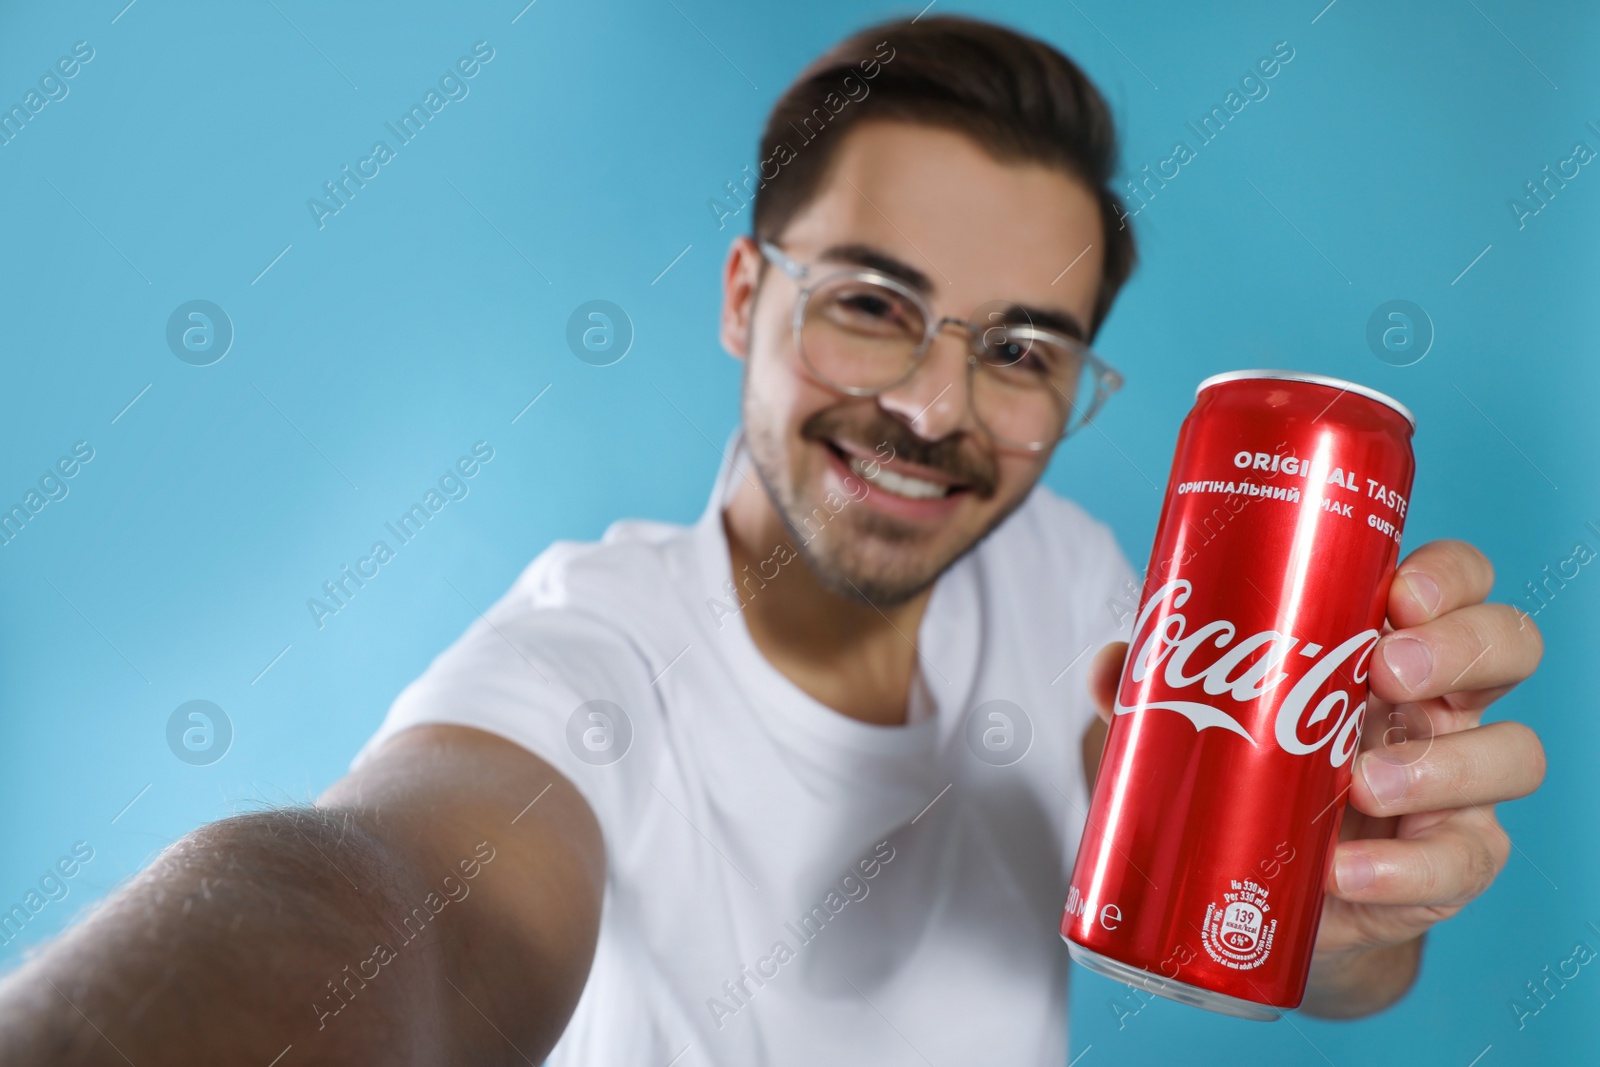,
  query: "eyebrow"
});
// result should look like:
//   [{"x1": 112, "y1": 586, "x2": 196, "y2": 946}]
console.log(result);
[
  {"x1": 996, "y1": 304, "x2": 1087, "y2": 342},
  {"x1": 816, "y1": 241, "x2": 1088, "y2": 342},
  {"x1": 818, "y1": 243, "x2": 934, "y2": 293}
]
